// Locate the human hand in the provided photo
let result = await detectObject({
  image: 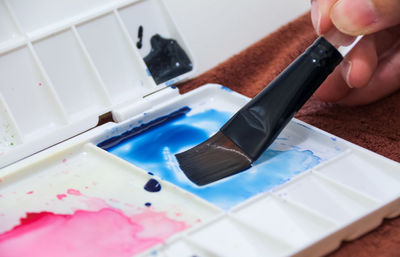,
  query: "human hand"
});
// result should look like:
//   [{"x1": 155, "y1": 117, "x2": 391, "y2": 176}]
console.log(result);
[{"x1": 311, "y1": 0, "x2": 400, "y2": 106}]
